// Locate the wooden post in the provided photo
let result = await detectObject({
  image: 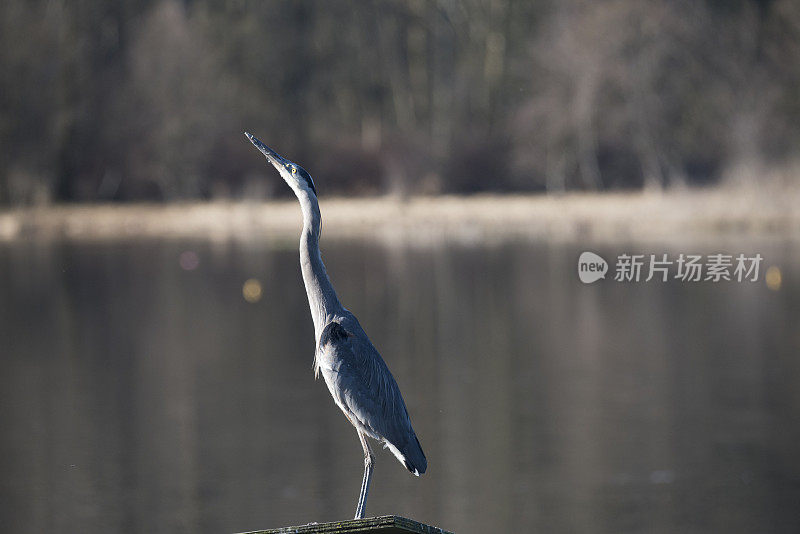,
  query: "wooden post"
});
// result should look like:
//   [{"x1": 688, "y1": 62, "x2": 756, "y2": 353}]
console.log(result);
[{"x1": 239, "y1": 515, "x2": 454, "y2": 534}]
